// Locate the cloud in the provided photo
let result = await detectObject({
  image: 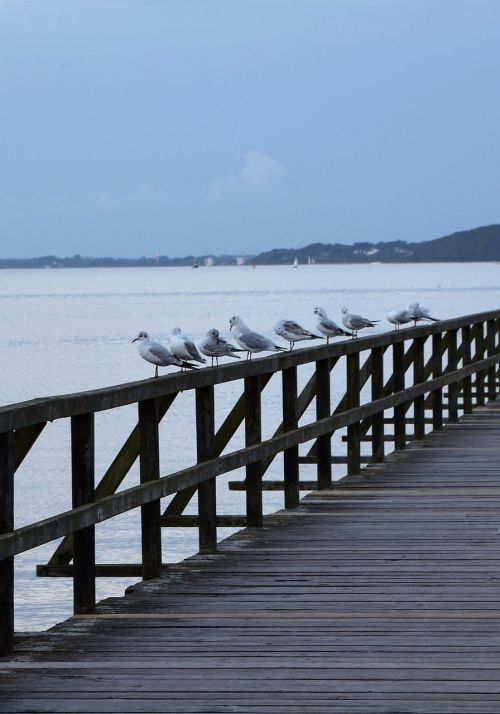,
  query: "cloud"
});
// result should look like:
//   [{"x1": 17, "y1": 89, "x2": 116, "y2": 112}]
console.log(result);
[{"x1": 209, "y1": 150, "x2": 284, "y2": 200}]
